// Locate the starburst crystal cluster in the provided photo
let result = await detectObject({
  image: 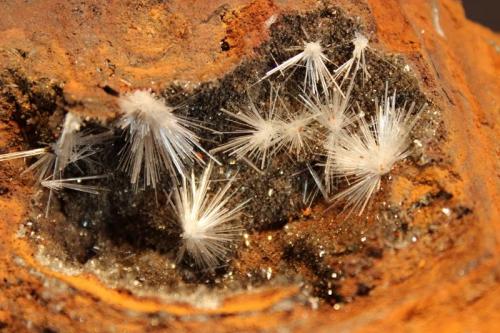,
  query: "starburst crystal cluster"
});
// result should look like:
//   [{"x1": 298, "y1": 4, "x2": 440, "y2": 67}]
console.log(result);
[
  {"x1": 335, "y1": 32, "x2": 370, "y2": 84},
  {"x1": 262, "y1": 41, "x2": 341, "y2": 96},
  {"x1": 0, "y1": 27, "x2": 427, "y2": 270},
  {"x1": 219, "y1": 86, "x2": 318, "y2": 169},
  {"x1": 216, "y1": 89, "x2": 284, "y2": 169},
  {"x1": 171, "y1": 163, "x2": 245, "y2": 268},
  {"x1": 301, "y1": 83, "x2": 357, "y2": 193},
  {"x1": 0, "y1": 112, "x2": 108, "y2": 215},
  {"x1": 118, "y1": 90, "x2": 206, "y2": 190},
  {"x1": 224, "y1": 31, "x2": 424, "y2": 215},
  {"x1": 328, "y1": 88, "x2": 425, "y2": 214}
]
